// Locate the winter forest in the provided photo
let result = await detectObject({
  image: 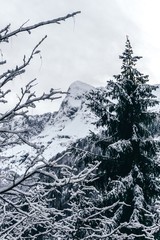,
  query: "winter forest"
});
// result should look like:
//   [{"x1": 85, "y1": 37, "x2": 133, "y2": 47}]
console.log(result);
[{"x1": 0, "y1": 10, "x2": 160, "y2": 240}]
